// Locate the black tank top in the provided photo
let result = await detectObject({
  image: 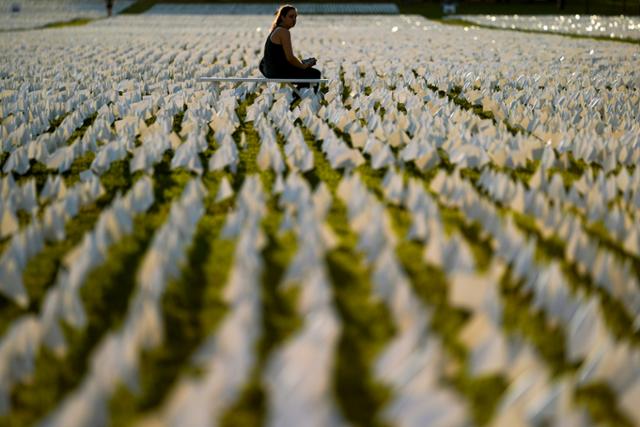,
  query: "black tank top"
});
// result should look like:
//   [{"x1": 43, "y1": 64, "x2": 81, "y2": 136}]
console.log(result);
[{"x1": 261, "y1": 28, "x2": 294, "y2": 77}]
